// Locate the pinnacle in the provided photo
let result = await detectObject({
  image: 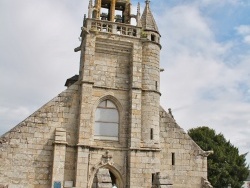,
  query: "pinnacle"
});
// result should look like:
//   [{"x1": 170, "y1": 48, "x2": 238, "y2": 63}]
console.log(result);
[{"x1": 141, "y1": 0, "x2": 159, "y2": 34}]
